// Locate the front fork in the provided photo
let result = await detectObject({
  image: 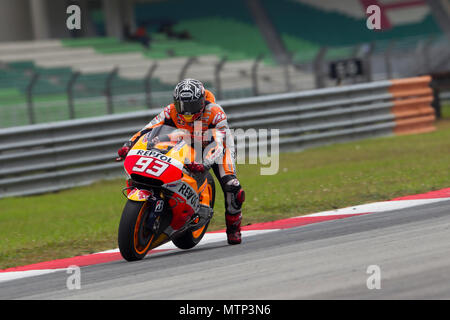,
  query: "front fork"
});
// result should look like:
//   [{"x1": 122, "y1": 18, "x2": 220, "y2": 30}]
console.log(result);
[{"x1": 126, "y1": 186, "x2": 175, "y2": 250}]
